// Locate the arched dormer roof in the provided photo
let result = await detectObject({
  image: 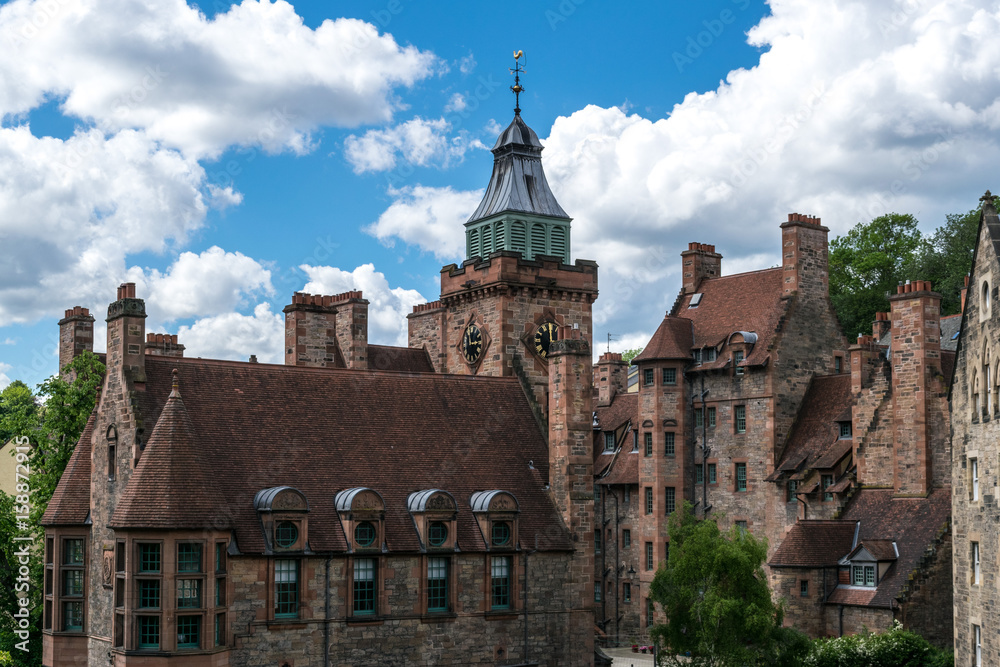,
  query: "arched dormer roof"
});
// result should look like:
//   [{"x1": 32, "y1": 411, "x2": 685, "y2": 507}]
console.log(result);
[
  {"x1": 253, "y1": 486, "x2": 309, "y2": 512},
  {"x1": 334, "y1": 487, "x2": 385, "y2": 513},
  {"x1": 470, "y1": 490, "x2": 519, "y2": 513},
  {"x1": 407, "y1": 489, "x2": 457, "y2": 513},
  {"x1": 727, "y1": 331, "x2": 758, "y2": 346}
]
